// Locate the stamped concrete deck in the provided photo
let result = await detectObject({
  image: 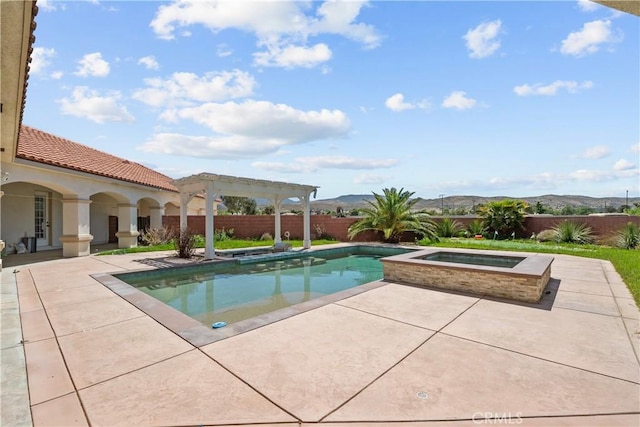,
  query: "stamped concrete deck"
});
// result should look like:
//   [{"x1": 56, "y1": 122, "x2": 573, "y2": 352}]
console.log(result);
[{"x1": 1, "y1": 245, "x2": 639, "y2": 426}]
